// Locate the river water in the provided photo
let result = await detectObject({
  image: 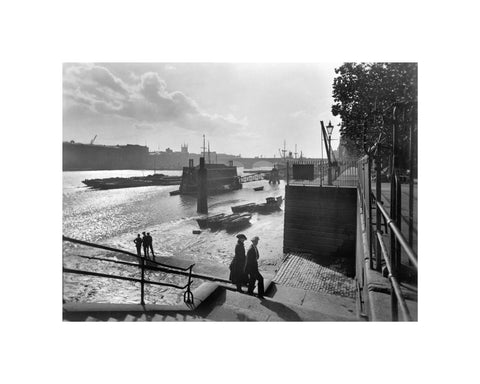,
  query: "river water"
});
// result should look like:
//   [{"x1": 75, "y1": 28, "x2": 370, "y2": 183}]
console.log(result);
[{"x1": 63, "y1": 168, "x2": 285, "y2": 305}]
